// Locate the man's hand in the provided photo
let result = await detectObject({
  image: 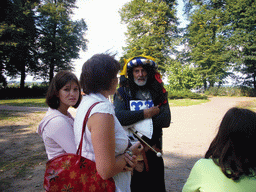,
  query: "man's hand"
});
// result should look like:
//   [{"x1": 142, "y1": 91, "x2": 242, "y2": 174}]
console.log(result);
[{"x1": 143, "y1": 105, "x2": 160, "y2": 119}]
